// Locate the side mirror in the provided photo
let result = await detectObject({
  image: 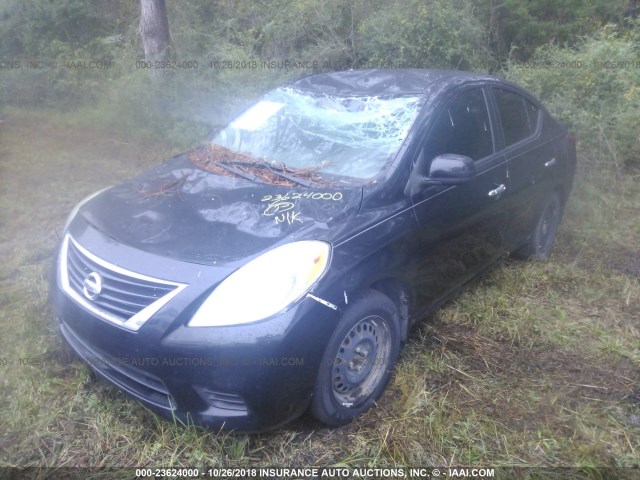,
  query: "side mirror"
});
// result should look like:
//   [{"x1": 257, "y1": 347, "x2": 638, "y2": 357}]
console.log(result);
[
  {"x1": 428, "y1": 154, "x2": 476, "y2": 184},
  {"x1": 406, "y1": 152, "x2": 477, "y2": 197}
]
